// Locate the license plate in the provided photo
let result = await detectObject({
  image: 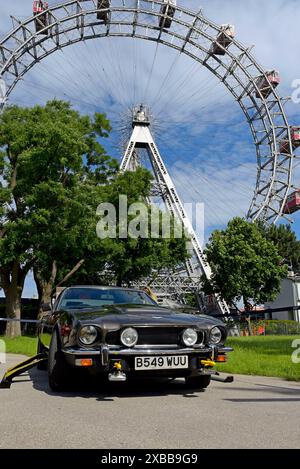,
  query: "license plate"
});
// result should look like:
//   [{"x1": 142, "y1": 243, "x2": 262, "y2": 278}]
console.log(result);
[{"x1": 135, "y1": 355, "x2": 189, "y2": 370}]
